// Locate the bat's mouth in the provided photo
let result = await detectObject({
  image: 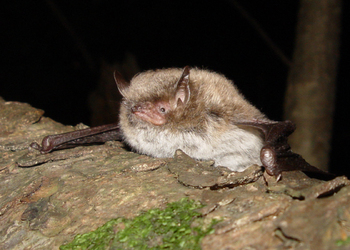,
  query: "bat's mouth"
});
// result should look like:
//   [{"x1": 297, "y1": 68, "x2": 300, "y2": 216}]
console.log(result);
[{"x1": 132, "y1": 105, "x2": 166, "y2": 126}]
